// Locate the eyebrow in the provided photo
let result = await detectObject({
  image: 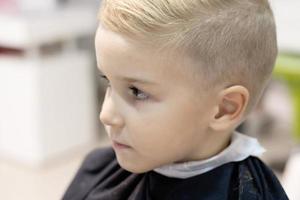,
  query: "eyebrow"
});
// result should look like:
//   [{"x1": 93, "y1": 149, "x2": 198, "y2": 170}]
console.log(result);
[{"x1": 97, "y1": 68, "x2": 158, "y2": 85}]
